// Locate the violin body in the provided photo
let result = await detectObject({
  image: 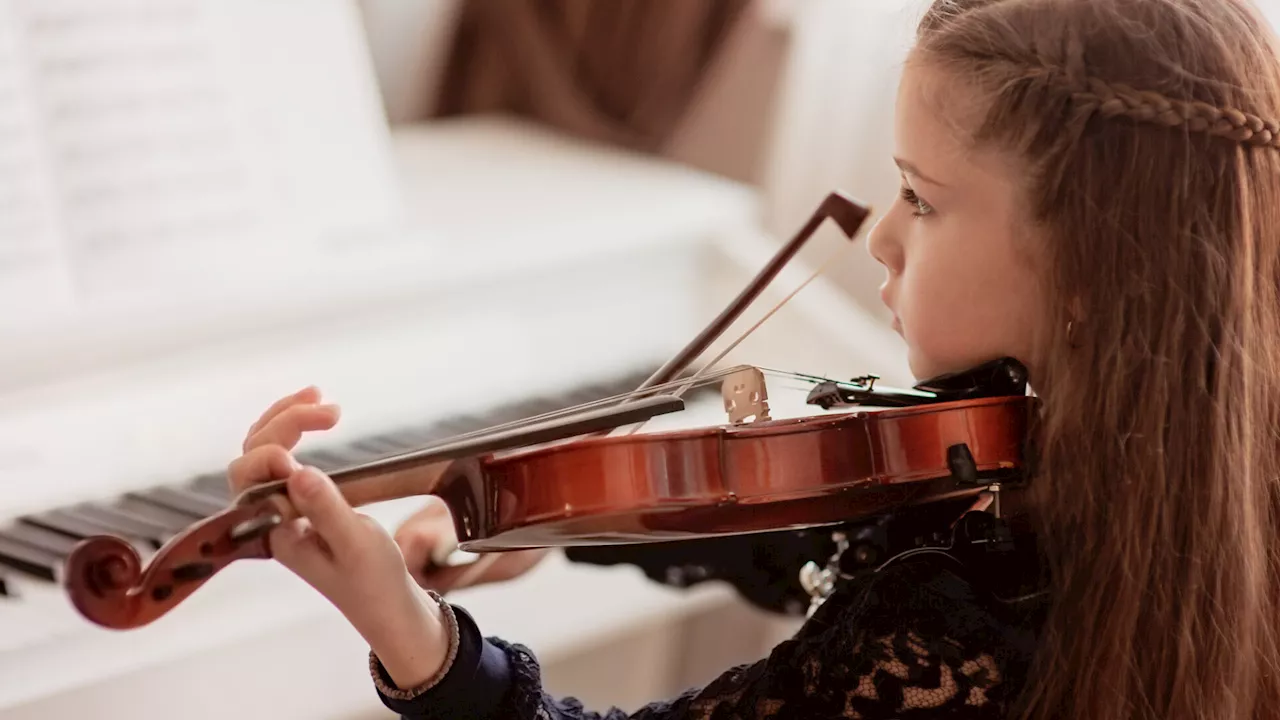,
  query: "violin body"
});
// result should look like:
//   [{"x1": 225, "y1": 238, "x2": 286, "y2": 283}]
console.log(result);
[{"x1": 441, "y1": 393, "x2": 1033, "y2": 551}]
